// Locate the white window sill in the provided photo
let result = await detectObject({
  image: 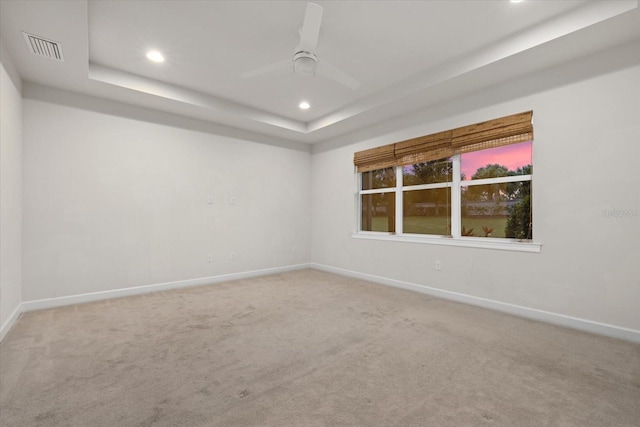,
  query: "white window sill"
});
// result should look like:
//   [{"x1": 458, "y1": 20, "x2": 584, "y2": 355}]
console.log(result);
[{"x1": 351, "y1": 232, "x2": 542, "y2": 253}]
